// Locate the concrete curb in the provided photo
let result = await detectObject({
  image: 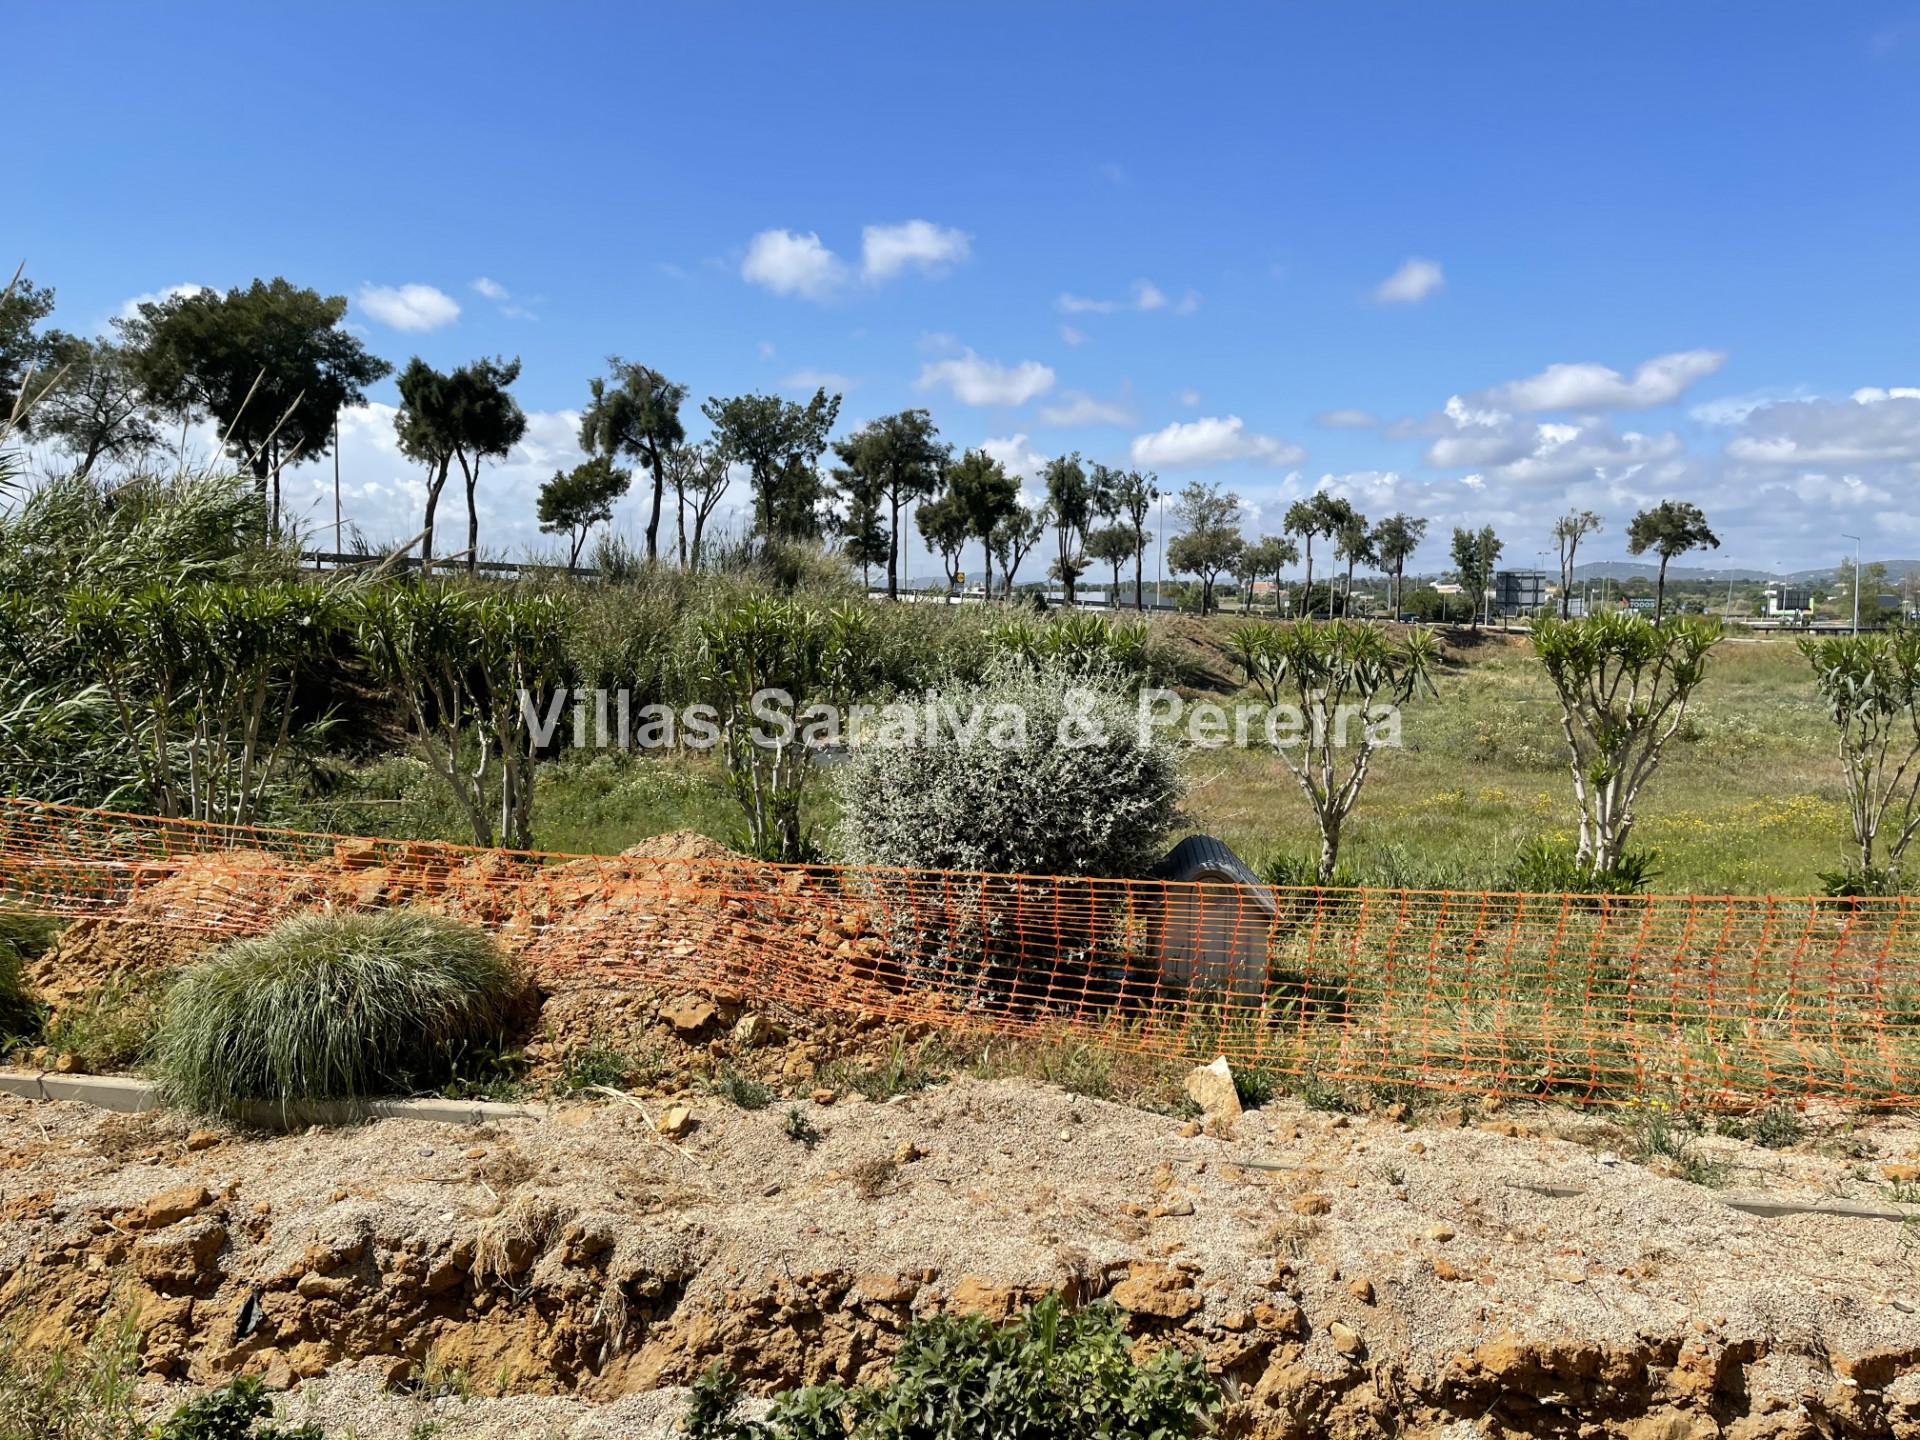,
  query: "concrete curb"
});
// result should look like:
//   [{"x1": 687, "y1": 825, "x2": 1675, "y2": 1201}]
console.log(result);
[{"x1": 0, "y1": 1069, "x2": 546, "y2": 1130}]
